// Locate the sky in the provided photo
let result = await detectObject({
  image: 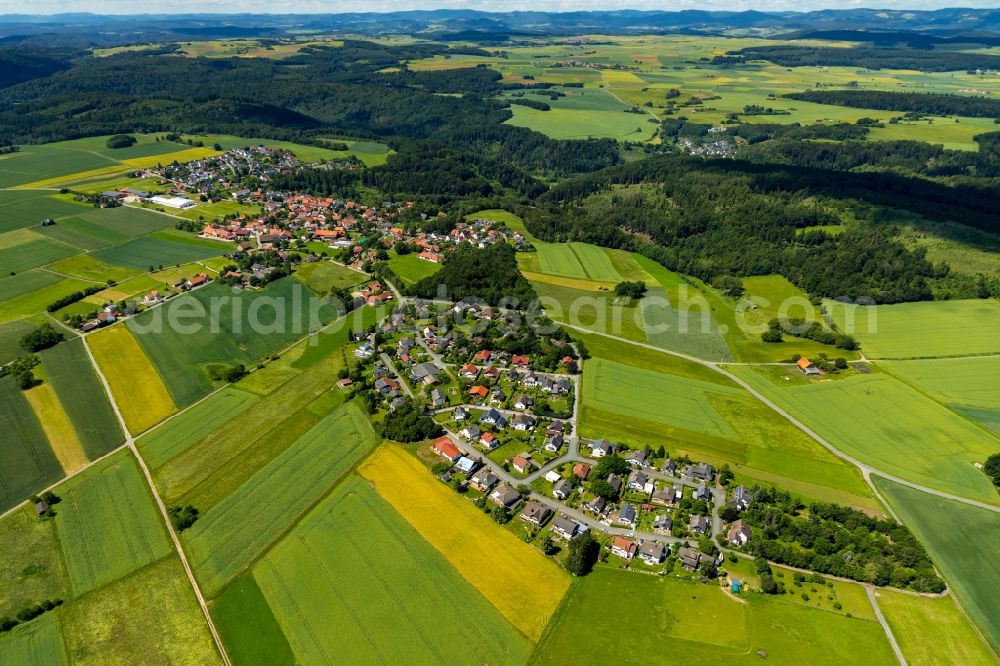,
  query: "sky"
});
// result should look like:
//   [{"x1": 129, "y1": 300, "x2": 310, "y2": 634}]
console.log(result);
[{"x1": 3, "y1": 0, "x2": 998, "y2": 15}]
